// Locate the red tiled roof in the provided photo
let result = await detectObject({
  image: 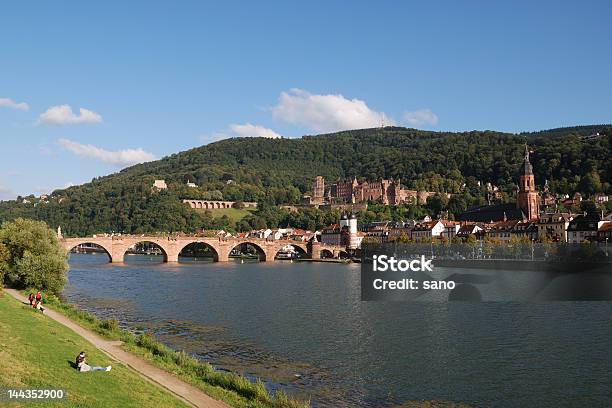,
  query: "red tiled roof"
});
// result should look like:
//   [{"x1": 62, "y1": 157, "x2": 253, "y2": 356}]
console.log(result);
[{"x1": 599, "y1": 222, "x2": 612, "y2": 232}]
